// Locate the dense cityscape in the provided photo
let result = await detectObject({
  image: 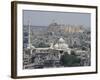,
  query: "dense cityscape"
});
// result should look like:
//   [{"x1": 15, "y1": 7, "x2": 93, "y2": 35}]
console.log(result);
[{"x1": 23, "y1": 21, "x2": 91, "y2": 69}]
